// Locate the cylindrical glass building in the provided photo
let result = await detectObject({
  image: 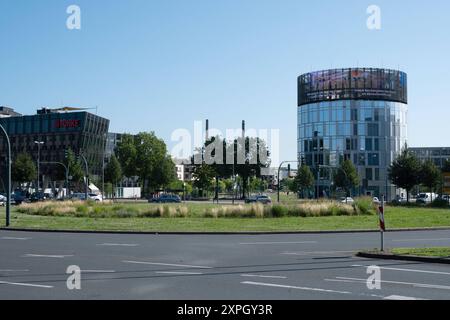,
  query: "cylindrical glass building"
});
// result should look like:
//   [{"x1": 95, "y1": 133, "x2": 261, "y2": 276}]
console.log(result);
[{"x1": 297, "y1": 68, "x2": 408, "y2": 200}]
